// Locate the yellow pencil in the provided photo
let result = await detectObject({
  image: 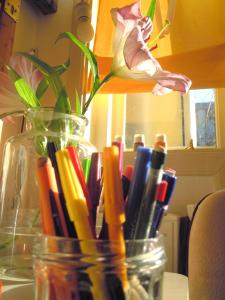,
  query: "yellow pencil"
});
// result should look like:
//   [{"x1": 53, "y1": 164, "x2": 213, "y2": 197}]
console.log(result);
[
  {"x1": 103, "y1": 146, "x2": 128, "y2": 290},
  {"x1": 56, "y1": 149, "x2": 110, "y2": 300}
]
